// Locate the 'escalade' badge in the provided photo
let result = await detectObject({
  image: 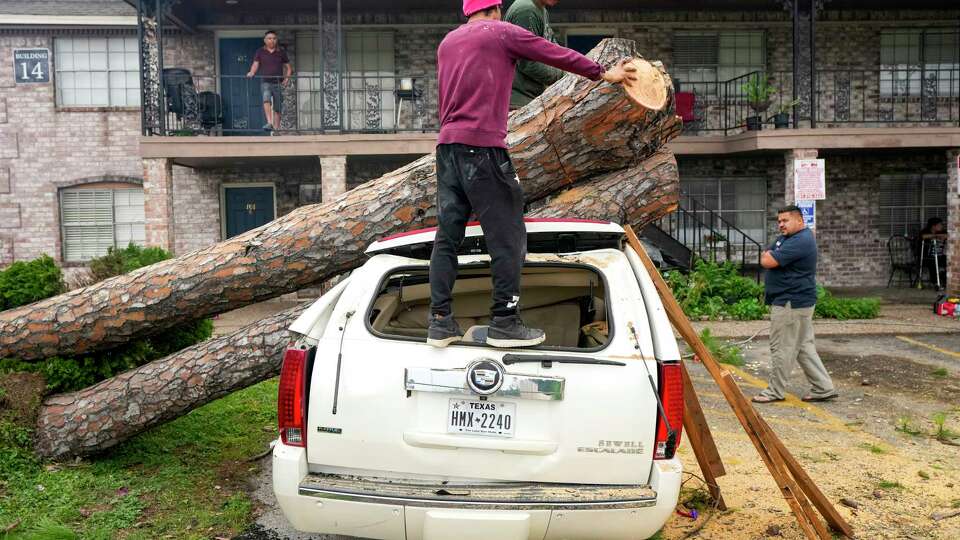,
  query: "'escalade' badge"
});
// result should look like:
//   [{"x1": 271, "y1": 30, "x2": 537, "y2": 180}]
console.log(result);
[{"x1": 466, "y1": 359, "x2": 504, "y2": 396}]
